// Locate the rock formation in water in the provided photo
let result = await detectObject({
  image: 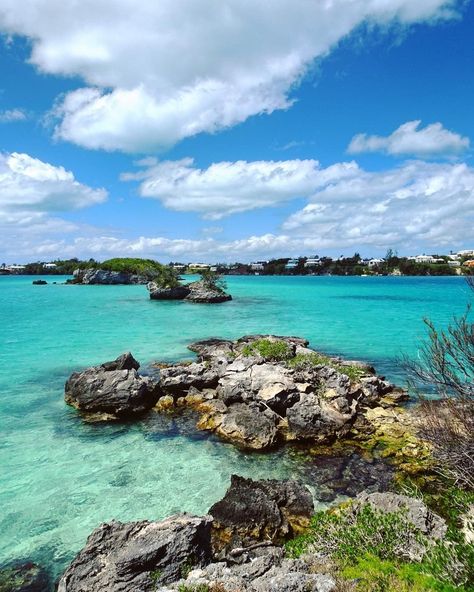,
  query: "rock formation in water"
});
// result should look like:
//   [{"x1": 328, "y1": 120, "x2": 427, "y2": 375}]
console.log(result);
[
  {"x1": 147, "y1": 279, "x2": 232, "y2": 304},
  {"x1": 71, "y1": 269, "x2": 149, "y2": 285},
  {"x1": 156, "y1": 335, "x2": 408, "y2": 450},
  {"x1": 64, "y1": 352, "x2": 161, "y2": 419},
  {"x1": 0, "y1": 562, "x2": 50, "y2": 592},
  {"x1": 57, "y1": 477, "x2": 449, "y2": 592}
]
